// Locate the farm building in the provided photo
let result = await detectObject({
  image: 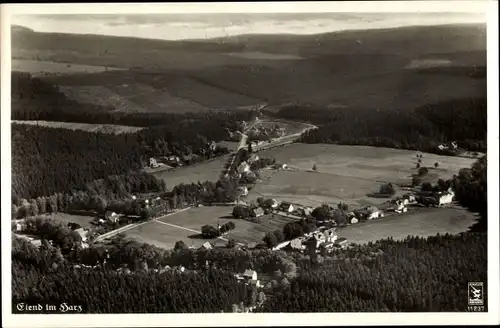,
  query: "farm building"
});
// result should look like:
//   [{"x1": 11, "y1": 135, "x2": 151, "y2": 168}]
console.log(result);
[
  {"x1": 437, "y1": 189, "x2": 455, "y2": 206},
  {"x1": 199, "y1": 242, "x2": 213, "y2": 250},
  {"x1": 290, "y1": 237, "x2": 305, "y2": 250},
  {"x1": 247, "y1": 154, "x2": 260, "y2": 164},
  {"x1": 237, "y1": 186, "x2": 249, "y2": 196},
  {"x1": 243, "y1": 270, "x2": 258, "y2": 281},
  {"x1": 279, "y1": 202, "x2": 294, "y2": 213},
  {"x1": 322, "y1": 229, "x2": 338, "y2": 243},
  {"x1": 238, "y1": 162, "x2": 251, "y2": 174},
  {"x1": 105, "y1": 211, "x2": 119, "y2": 223},
  {"x1": 251, "y1": 207, "x2": 265, "y2": 218}
]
